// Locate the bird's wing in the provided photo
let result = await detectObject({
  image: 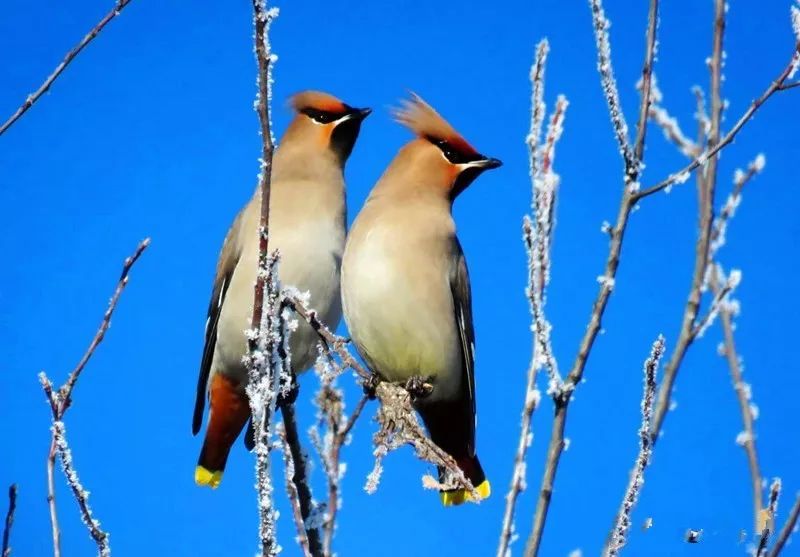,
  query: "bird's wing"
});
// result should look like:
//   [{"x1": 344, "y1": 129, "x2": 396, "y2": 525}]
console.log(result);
[
  {"x1": 449, "y1": 238, "x2": 477, "y2": 455},
  {"x1": 193, "y1": 209, "x2": 245, "y2": 435}
]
